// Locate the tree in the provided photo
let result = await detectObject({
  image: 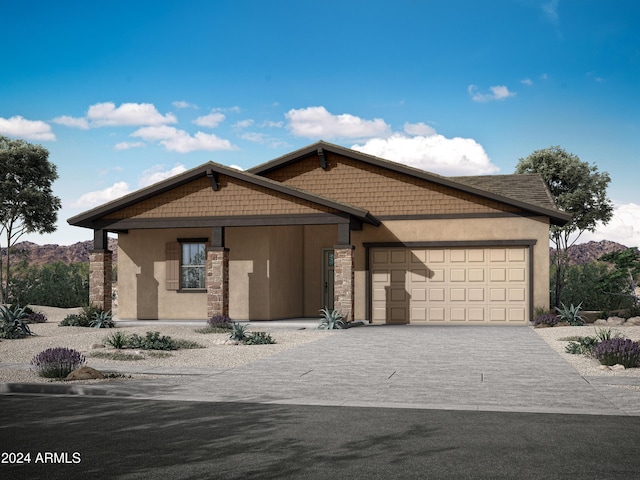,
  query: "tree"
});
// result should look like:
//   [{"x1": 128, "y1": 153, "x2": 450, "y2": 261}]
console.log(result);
[
  {"x1": 0, "y1": 136, "x2": 61, "y2": 304},
  {"x1": 515, "y1": 146, "x2": 613, "y2": 307},
  {"x1": 600, "y1": 248, "x2": 640, "y2": 307}
]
